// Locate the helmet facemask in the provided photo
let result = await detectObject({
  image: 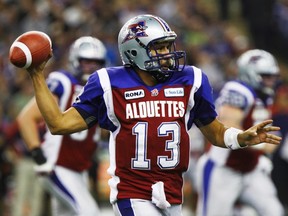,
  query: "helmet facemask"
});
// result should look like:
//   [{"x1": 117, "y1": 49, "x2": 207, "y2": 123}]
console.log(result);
[
  {"x1": 258, "y1": 73, "x2": 280, "y2": 96},
  {"x1": 144, "y1": 39, "x2": 186, "y2": 82}
]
